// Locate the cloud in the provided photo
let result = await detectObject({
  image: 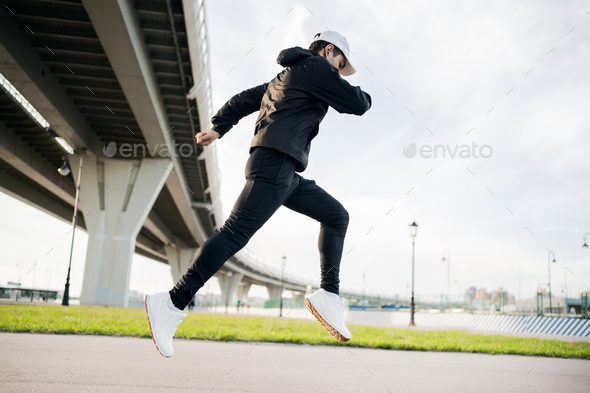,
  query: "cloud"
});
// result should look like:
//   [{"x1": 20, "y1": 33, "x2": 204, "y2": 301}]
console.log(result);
[{"x1": 279, "y1": 5, "x2": 313, "y2": 49}]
